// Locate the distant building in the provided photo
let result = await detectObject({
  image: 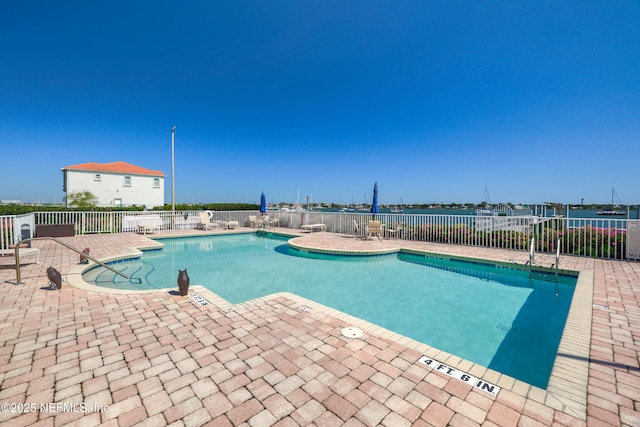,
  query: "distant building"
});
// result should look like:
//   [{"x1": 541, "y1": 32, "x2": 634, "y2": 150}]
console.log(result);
[{"x1": 61, "y1": 161, "x2": 165, "y2": 208}]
